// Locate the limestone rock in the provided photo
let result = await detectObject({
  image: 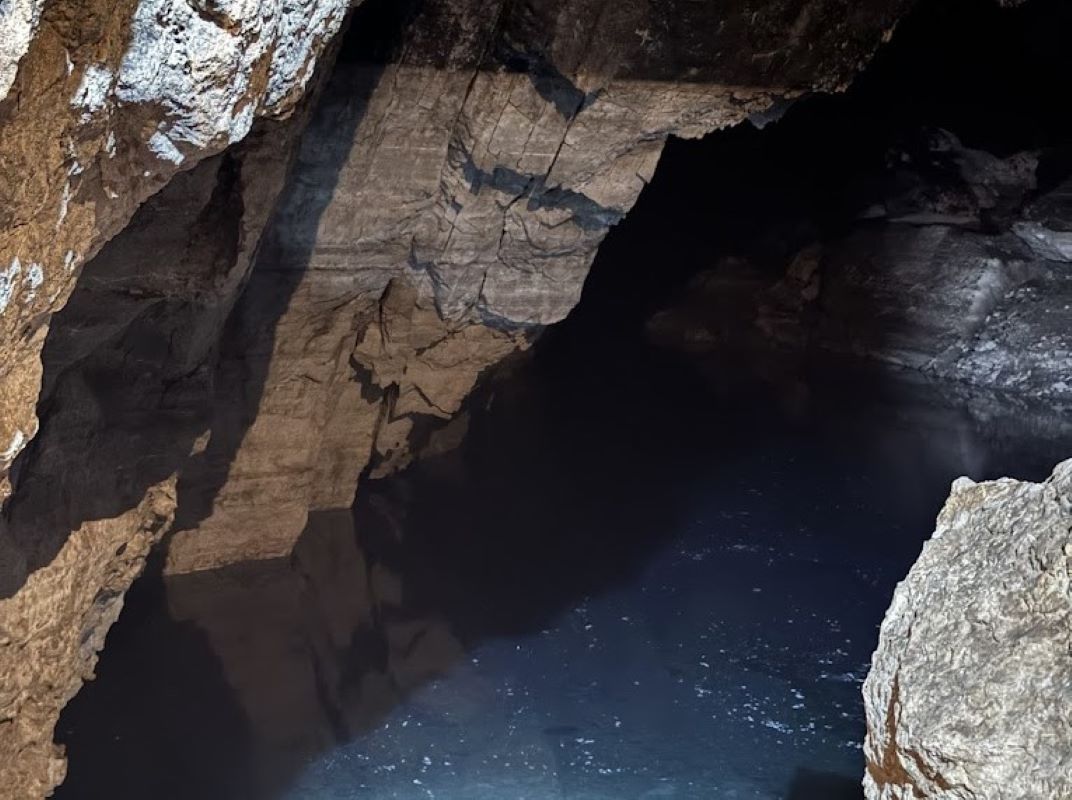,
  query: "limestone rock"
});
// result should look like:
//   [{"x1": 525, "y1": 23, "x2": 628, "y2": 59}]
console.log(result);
[
  {"x1": 863, "y1": 459, "x2": 1072, "y2": 800},
  {"x1": 0, "y1": 481, "x2": 176, "y2": 798},
  {"x1": 1015, "y1": 176, "x2": 1072, "y2": 262},
  {"x1": 162, "y1": 0, "x2": 911, "y2": 573},
  {"x1": 875, "y1": 128, "x2": 1037, "y2": 227},
  {"x1": 944, "y1": 276, "x2": 1072, "y2": 399},
  {"x1": 760, "y1": 222, "x2": 1072, "y2": 399},
  {"x1": 648, "y1": 132, "x2": 1072, "y2": 400},
  {"x1": 0, "y1": 0, "x2": 351, "y2": 500},
  {"x1": 0, "y1": 27, "x2": 336, "y2": 795}
]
